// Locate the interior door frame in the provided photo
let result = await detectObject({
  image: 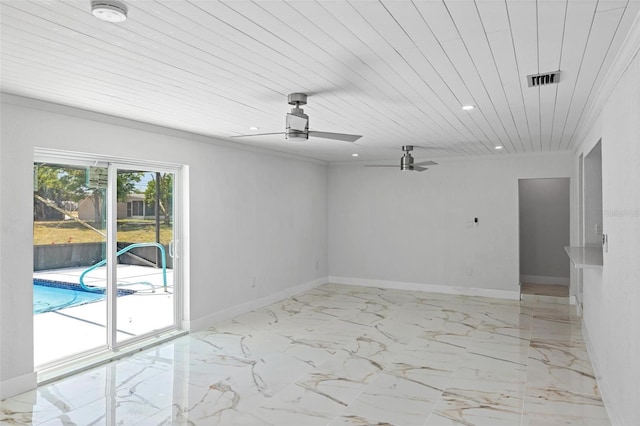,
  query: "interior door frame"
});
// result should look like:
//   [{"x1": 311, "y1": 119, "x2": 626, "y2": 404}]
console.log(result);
[
  {"x1": 517, "y1": 177, "x2": 572, "y2": 292},
  {"x1": 577, "y1": 154, "x2": 584, "y2": 311}
]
